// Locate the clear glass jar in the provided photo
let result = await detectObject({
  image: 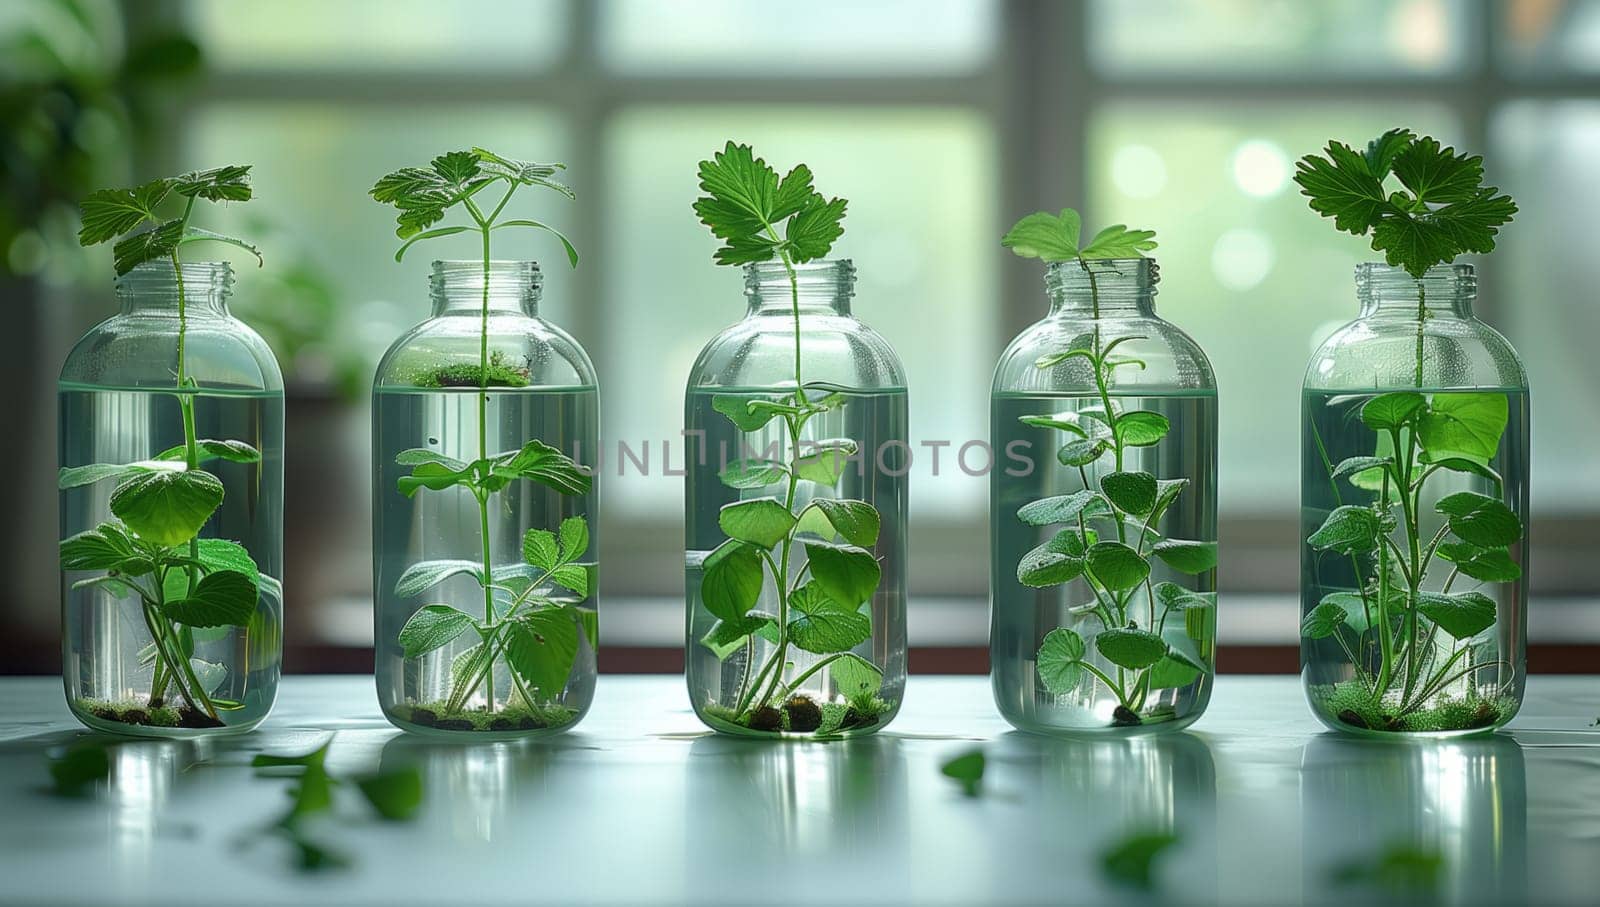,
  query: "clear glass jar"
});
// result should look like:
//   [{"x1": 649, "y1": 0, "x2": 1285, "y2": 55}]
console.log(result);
[
  {"x1": 1301, "y1": 263, "x2": 1528, "y2": 736},
  {"x1": 373, "y1": 260, "x2": 599, "y2": 738},
  {"x1": 684, "y1": 259, "x2": 908, "y2": 738},
  {"x1": 990, "y1": 259, "x2": 1217, "y2": 734},
  {"x1": 59, "y1": 260, "x2": 284, "y2": 737}
]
